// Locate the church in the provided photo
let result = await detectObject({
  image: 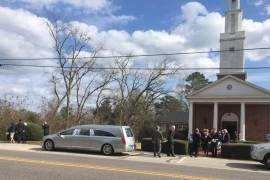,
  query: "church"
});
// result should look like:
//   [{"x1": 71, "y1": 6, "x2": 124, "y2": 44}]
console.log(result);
[{"x1": 187, "y1": 0, "x2": 270, "y2": 142}]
